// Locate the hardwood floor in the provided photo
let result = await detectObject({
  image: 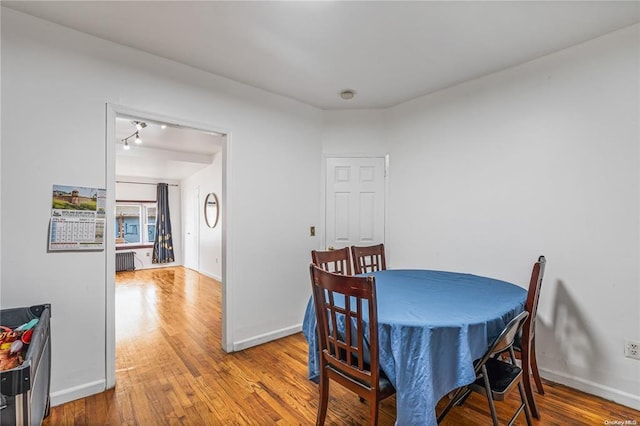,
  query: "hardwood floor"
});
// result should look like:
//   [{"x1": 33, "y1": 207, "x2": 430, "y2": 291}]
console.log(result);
[{"x1": 44, "y1": 267, "x2": 639, "y2": 425}]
